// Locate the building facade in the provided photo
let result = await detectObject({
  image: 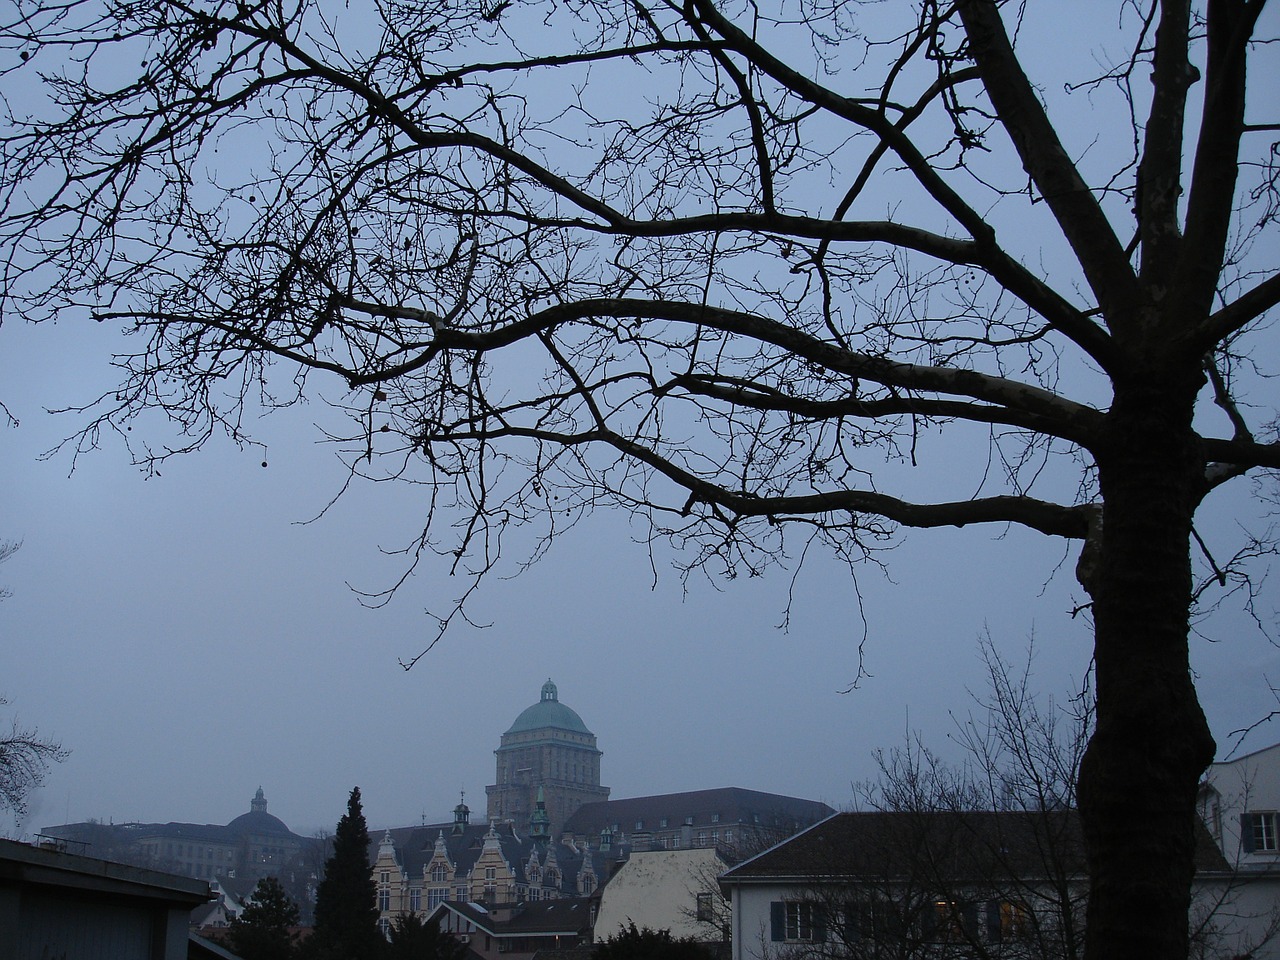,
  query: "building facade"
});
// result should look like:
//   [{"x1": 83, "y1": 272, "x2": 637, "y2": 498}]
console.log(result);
[
  {"x1": 39, "y1": 787, "x2": 306, "y2": 884},
  {"x1": 721, "y1": 810, "x2": 1275, "y2": 960},
  {"x1": 374, "y1": 680, "x2": 834, "y2": 939},
  {"x1": 486, "y1": 679, "x2": 610, "y2": 836},
  {"x1": 1201, "y1": 739, "x2": 1280, "y2": 870},
  {"x1": 369, "y1": 795, "x2": 616, "y2": 938}
]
